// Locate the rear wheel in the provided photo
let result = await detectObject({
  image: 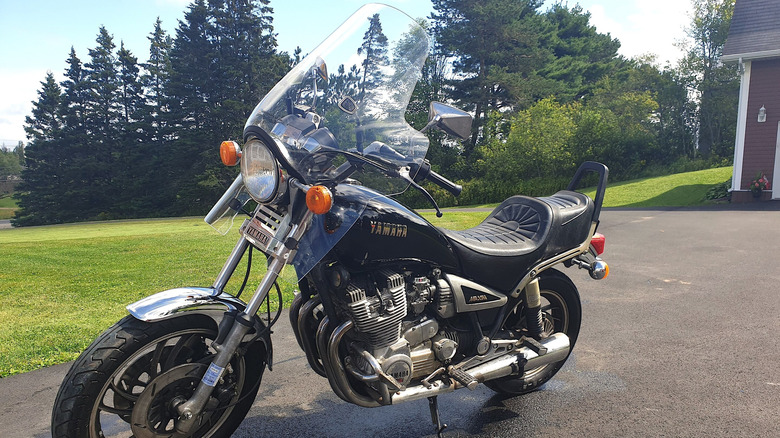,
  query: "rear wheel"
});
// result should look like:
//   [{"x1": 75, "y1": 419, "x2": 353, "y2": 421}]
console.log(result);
[
  {"x1": 485, "y1": 269, "x2": 581, "y2": 395},
  {"x1": 51, "y1": 314, "x2": 266, "y2": 438}
]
